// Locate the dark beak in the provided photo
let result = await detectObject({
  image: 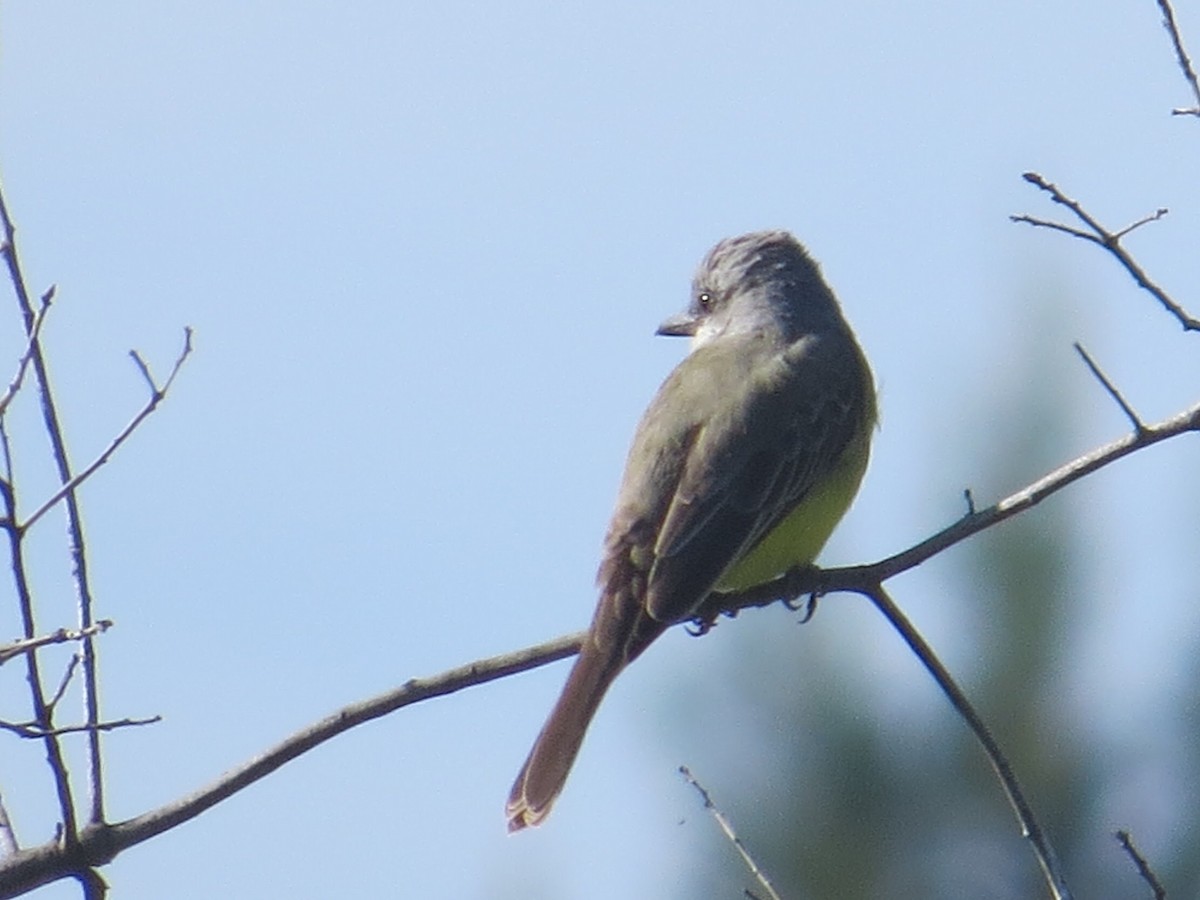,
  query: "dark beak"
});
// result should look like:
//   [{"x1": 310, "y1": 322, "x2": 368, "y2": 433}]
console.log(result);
[{"x1": 655, "y1": 312, "x2": 699, "y2": 337}]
